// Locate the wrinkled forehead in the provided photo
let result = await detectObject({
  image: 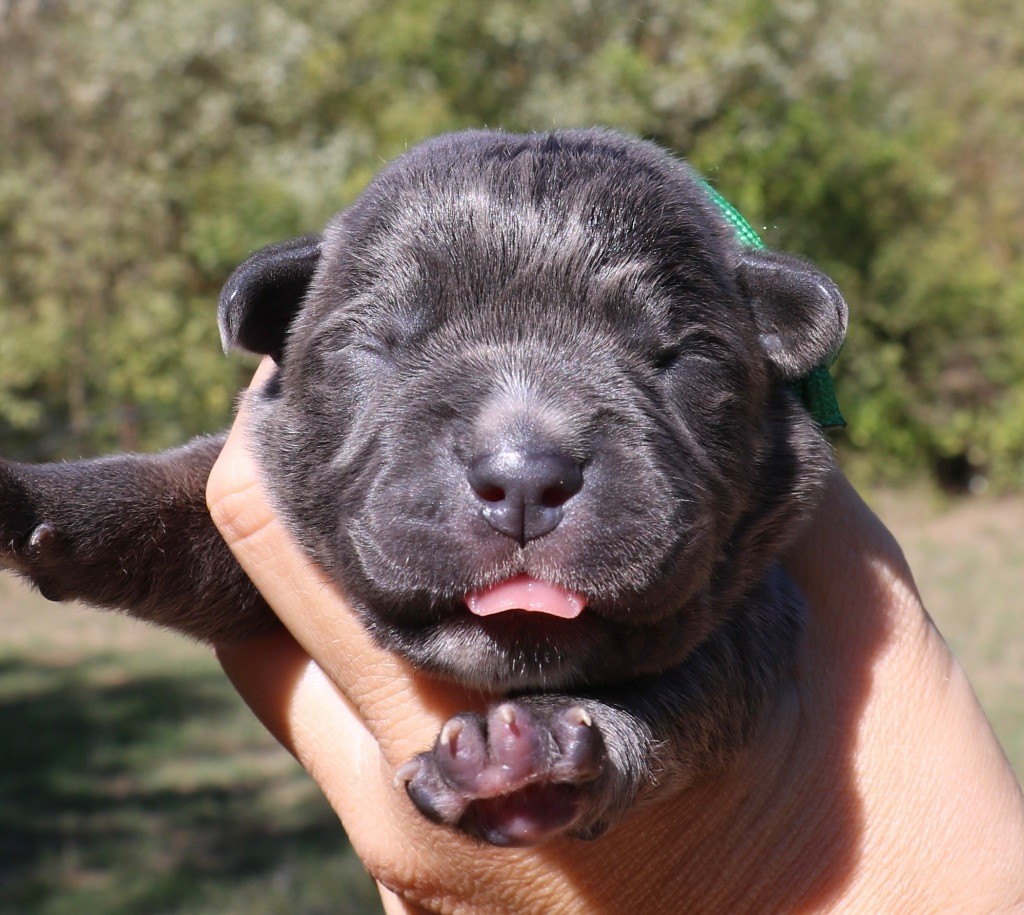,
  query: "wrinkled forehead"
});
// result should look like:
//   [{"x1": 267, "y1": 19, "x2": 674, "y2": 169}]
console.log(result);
[
  {"x1": 336, "y1": 132, "x2": 725, "y2": 262},
  {"x1": 336, "y1": 169, "x2": 641, "y2": 271},
  {"x1": 326, "y1": 196, "x2": 663, "y2": 345},
  {"x1": 307, "y1": 135, "x2": 739, "y2": 346}
]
